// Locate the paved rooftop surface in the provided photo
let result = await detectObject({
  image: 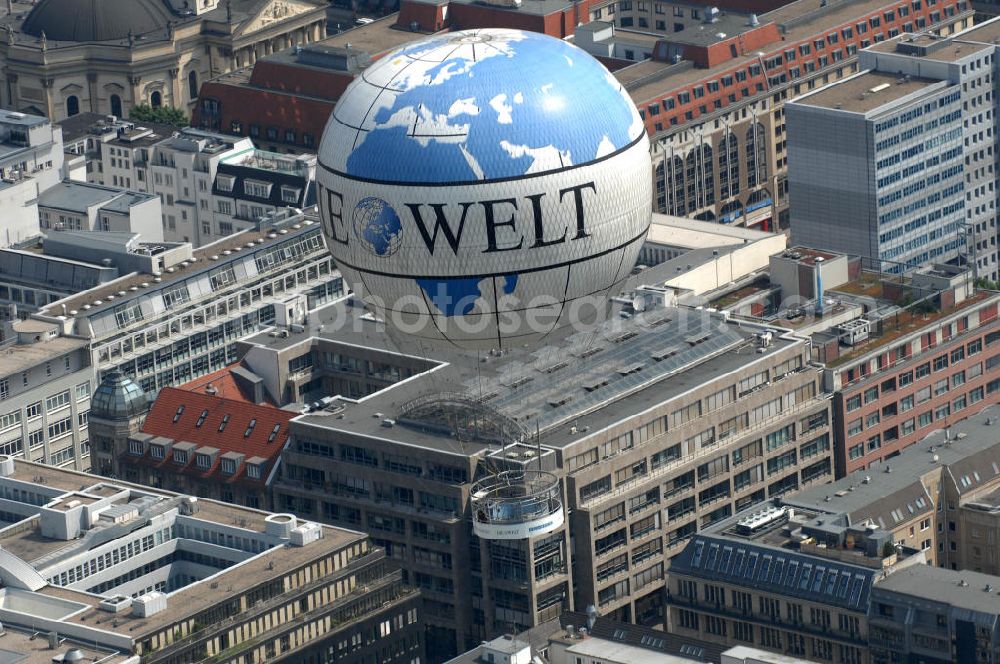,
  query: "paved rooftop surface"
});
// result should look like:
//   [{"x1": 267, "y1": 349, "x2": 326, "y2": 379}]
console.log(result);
[
  {"x1": 621, "y1": 0, "x2": 952, "y2": 103},
  {"x1": 785, "y1": 405, "x2": 1000, "y2": 525},
  {"x1": 0, "y1": 336, "x2": 89, "y2": 377},
  {"x1": 39, "y1": 217, "x2": 321, "y2": 318},
  {"x1": 245, "y1": 294, "x2": 802, "y2": 455},
  {"x1": 870, "y1": 32, "x2": 993, "y2": 61},
  {"x1": 38, "y1": 181, "x2": 154, "y2": 214},
  {"x1": 0, "y1": 625, "x2": 135, "y2": 664},
  {"x1": 875, "y1": 564, "x2": 1000, "y2": 613},
  {"x1": 791, "y1": 70, "x2": 943, "y2": 113},
  {"x1": 0, "y1": 459, "x2": 364, "y2": 637}
]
